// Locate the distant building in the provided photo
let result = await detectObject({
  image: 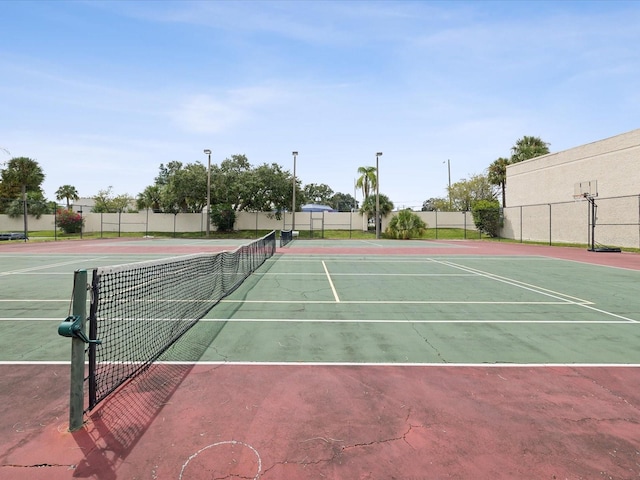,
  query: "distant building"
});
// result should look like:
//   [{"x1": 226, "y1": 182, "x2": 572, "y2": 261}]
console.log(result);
[
  {"x1": 301, "y1": 204, "x2": 335, "y2": 212},
  {"x1": 503, "y1": 128, "x2": 640, "y2": 248},
  {"x1": 70, "y1": 198, "x2": 96, "y2": 212}
]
